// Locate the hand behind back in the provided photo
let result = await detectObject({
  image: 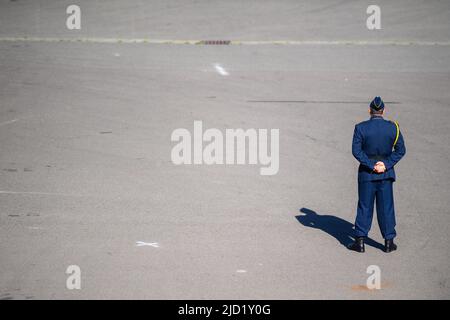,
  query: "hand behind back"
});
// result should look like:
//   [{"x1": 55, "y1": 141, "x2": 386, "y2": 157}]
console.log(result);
[{"x1": 374, "y1": 161, "x2": 386, "y2": 173}]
